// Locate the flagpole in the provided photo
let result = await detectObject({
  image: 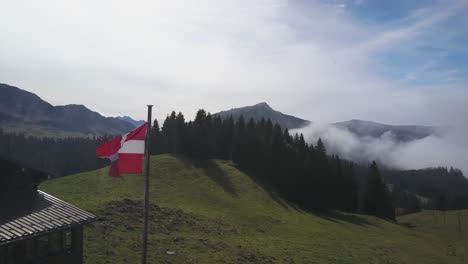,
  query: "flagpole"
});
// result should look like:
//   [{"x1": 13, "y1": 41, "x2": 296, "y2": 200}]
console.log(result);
[{"x1": 142, "y1": 105, "x2": 153, "y2": 264}]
